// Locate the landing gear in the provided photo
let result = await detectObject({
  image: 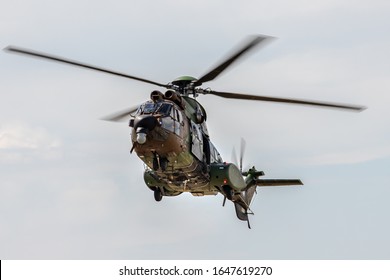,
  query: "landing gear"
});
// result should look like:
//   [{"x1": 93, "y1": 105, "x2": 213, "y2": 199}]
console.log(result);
[
  {"x1": 153, "y1": 154, "x2": 159, "y2": 171},
  {"x1": 152, "y1": 152, "x2": 169, "y2": 171},
  {"x1": 160, "y1": 157, "x2": 168, "y2": 171},
  {"x1": 222, "y1": 185, "x2": 233, "y2": 201},
  {"x1": 154, "y1": 188, "x2": 163, "y2": 202}
]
